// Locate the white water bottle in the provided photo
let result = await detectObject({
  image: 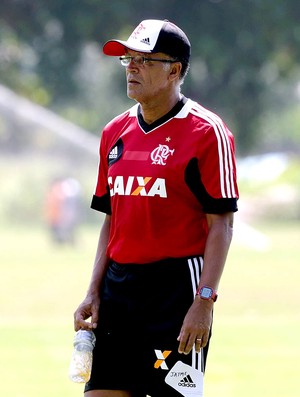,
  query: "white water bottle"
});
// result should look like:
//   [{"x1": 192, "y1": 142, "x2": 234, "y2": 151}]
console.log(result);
[{"x1": 69, "y1": 330, "x2": 96, "y2": 383}]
